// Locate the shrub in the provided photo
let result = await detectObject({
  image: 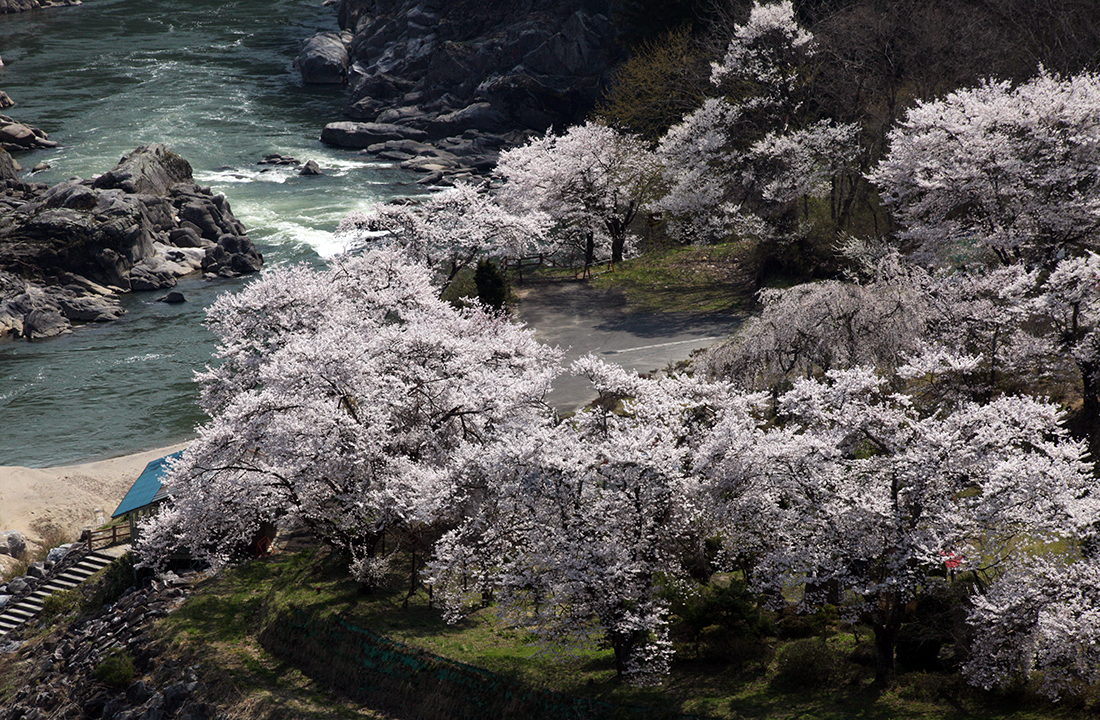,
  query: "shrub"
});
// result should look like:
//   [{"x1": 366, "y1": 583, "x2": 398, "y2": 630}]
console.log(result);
[
  {"x1": 772, "y1": 638, "x2": 840, "y2": 690},
  {"x1": 38, "y1": 588, "x2": 80, "y2": 623},
  {"x1": 474, "y1": 259, "x2": 508, "y2": 310},
  {"x1": 93, "y1": 649, "x2": 135, "y2": 689},
  {"x1": 80, "y1": 552, "x2": 138, "y2": 611}
]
